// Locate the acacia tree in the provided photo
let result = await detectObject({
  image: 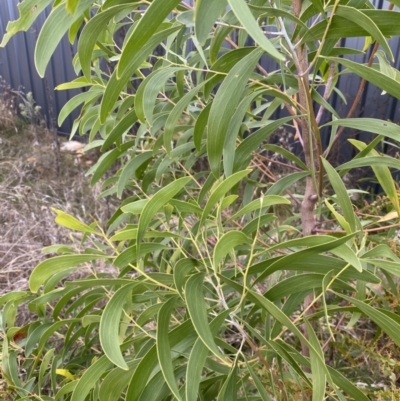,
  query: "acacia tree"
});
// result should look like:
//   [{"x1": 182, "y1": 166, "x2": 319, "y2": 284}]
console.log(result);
[{"x1": 2, "y1": 0, "x2": 400, "y2": 399}]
